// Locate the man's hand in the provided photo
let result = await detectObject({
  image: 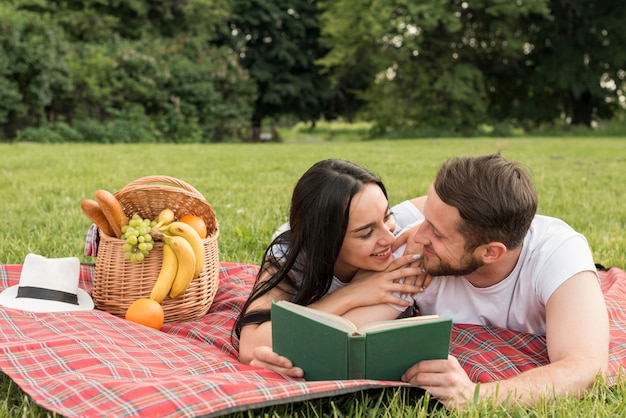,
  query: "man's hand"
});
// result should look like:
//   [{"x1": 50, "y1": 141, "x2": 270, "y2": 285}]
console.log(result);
[
  {"x1": 249, "y1": 345, "x2": 304, "y2": 378},
  {"x1": 401, "y1": 355, "x2": 477, "y2": 409}
]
